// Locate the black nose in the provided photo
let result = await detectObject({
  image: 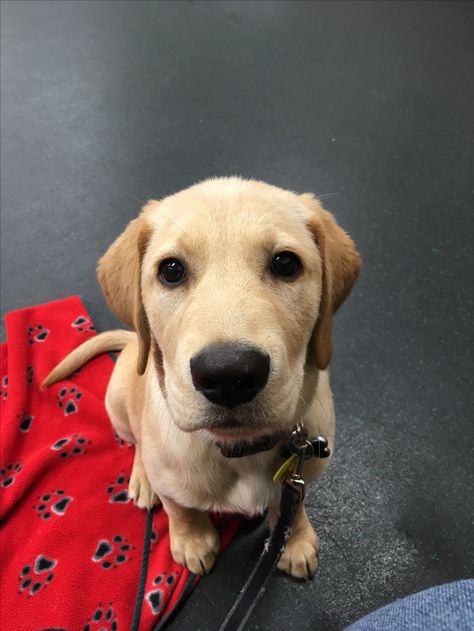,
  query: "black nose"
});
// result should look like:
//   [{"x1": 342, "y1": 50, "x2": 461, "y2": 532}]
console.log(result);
[{"x1": 190, "y1": 344, "x2": 270, "y2": 409}]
